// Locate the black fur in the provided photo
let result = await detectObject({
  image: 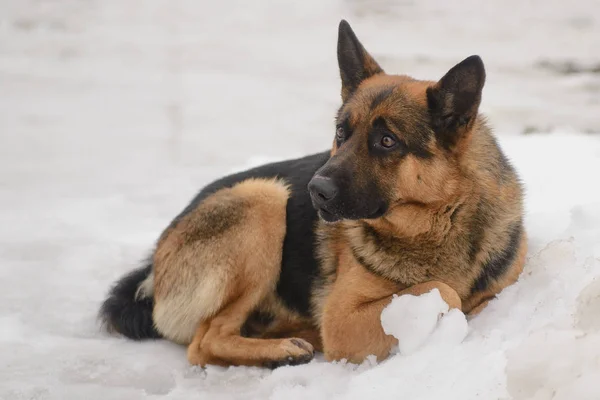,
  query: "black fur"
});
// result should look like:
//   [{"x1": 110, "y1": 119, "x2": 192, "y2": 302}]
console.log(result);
[
  {"x1": 466, "y1": 200, "x2": 491, "y2": 263},
  {"x1": 313, "y1": 145, "x2": 389, "y2": 222},
  {"x1": 471, "y1": 221, "x2": 523, "y2": 294},
  {"x1": 335, "y1": 118, "x2": 353, "y2": 145},
  {"x1": 427, "y1": 55, "x2": 486, "y2": 150},
  {"x1": 337, "y1": 20, "x2": 383, "y2": 100},
  {"x1": 385, "y1": 103, "x2": 435, "y2": 159},
  {"x1": 241, "y1": 311, "x2": 275, "y2": 337},
  {"x1": 369, "y1": 117, "x2": 407, "y2": 155},
  {"x1": 368, "y1": 115, "x2": 433, "y2": 159},
  {"x1": 99, "y1": 263, "x2": 161, "y2": 340},
  {"x1": 369, "y1": 86, "x2": 395, "y2": 110}
]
